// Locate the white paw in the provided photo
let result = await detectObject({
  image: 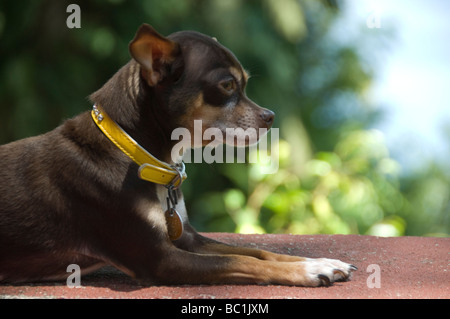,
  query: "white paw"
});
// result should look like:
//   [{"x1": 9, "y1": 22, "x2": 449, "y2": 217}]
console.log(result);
[{"x1": 301, "y1": 258, "x2": 357, "y2": 286}]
